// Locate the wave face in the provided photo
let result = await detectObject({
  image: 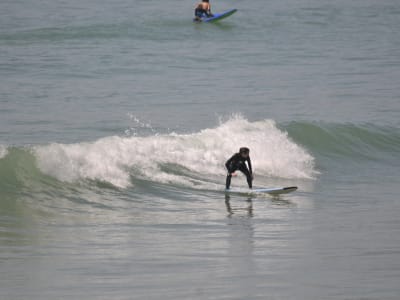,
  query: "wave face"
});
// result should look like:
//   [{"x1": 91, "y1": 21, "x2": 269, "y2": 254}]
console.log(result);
[
  {"x1": 285, "y1": 121, "x2": 400, "y2": 164},
  {"x1": 1, "y1": 117, "x2": 399, "y2": 193},
  {"x1": 0, "y1": 117, "x2": 316, "y2": 190}
]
